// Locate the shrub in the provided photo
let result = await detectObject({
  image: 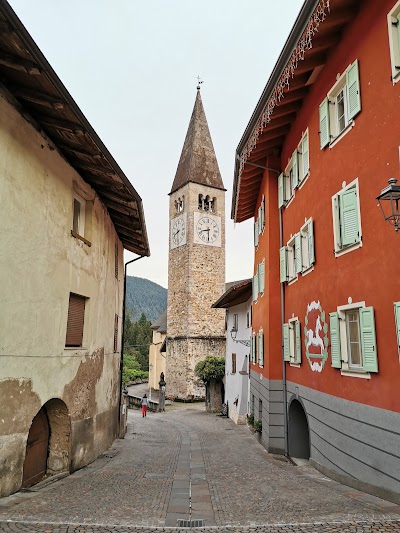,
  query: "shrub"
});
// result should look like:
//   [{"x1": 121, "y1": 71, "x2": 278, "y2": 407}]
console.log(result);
[
  {"x1": 253, "y1": 420, "x2": 262, "y2": 433},
  {"x1": 247, "y1": 414, "x2": 254, "y2": 426},
  {"x1": 194, "y1": 356, "x2": 225, "y2": 383}
]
